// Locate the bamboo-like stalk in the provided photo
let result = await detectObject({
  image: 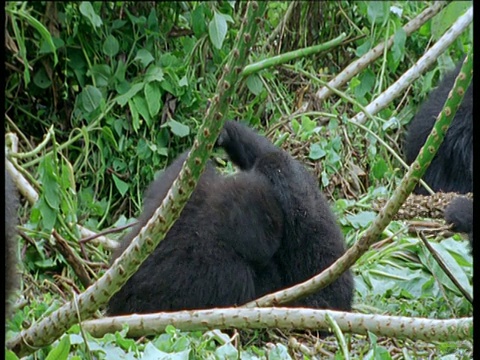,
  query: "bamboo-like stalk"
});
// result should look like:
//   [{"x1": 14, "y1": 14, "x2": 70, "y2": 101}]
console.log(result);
[
  {"x1": 79, "y1": 308, "x2": 472, "y2": 342},
  {"x1": 244, "y1": 51, "x2": 473, "y2": 308},
  {"x1": 6, "y1": 2, "x2": 268, "y2": 357},
  {"x1": 314, "y1": 1, "x2": 447, "y2": 102},
  {"x1": 351, "y1": 5, "x2": 472, "y2": 124},
  {"x1": 242, "y1": 33, "x2": 346, "y2": 77}
]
